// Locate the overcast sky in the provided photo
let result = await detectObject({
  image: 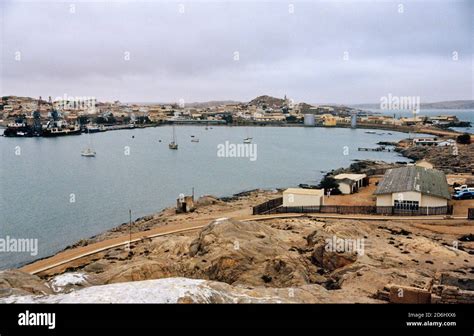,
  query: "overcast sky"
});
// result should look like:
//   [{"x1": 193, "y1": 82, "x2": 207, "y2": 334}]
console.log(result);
[{"x1": 0, "y1": 0, "x2": 472, "y2": 104}]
